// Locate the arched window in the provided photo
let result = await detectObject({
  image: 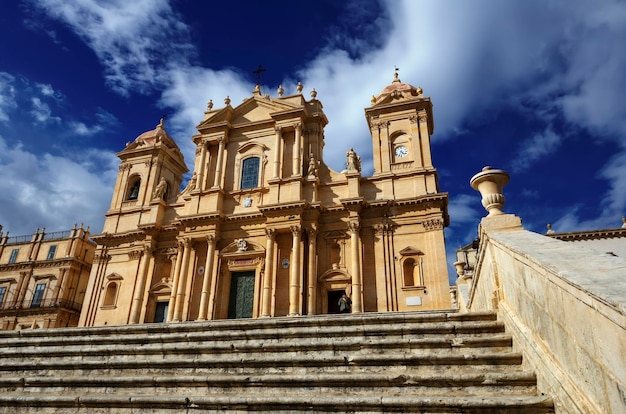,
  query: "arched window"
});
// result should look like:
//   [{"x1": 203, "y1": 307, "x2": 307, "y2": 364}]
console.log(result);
[
  {"x1": 127, "y1": 176, "x2": 141, "y2": 200},
  {"x1": 102, "y1": 282, "x2": 118, "y2": 307},
  {"x1": 240, "y1": 157, "x2": 260, "y2": 189}
]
